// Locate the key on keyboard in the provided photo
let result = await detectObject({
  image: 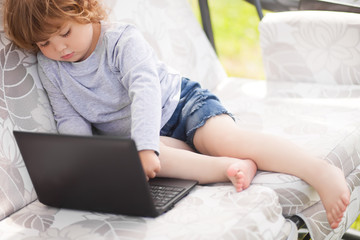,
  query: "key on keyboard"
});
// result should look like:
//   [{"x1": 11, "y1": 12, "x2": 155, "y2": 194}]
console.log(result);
[{"x1": 150, "y1": 185, "x2": 185, "y2": 207}]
